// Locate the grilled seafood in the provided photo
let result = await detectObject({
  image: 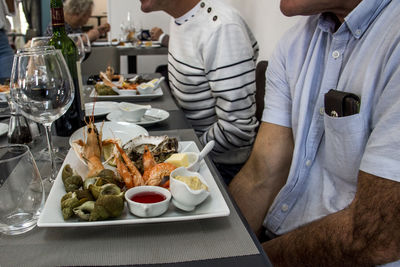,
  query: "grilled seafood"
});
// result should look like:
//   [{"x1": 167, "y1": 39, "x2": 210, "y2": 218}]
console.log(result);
[
  {"x1": 143, "y1": 145, "x2": 156, "y2": 172},
  {"x1": 112, "y1": 140, "x2": 176, "y2": 188},
  {"x1": 123, "y1": 135, "x2": 178, "y2": 173},
  {"x1": 114, "y1": 142, "x2": 144, "y2": 188},
  {"x1": 71, "y1": 104, "x2": 120, "y2": 178},
  {"x1": 143, "y1": 162, "x2": 176, "y2": 186}
]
